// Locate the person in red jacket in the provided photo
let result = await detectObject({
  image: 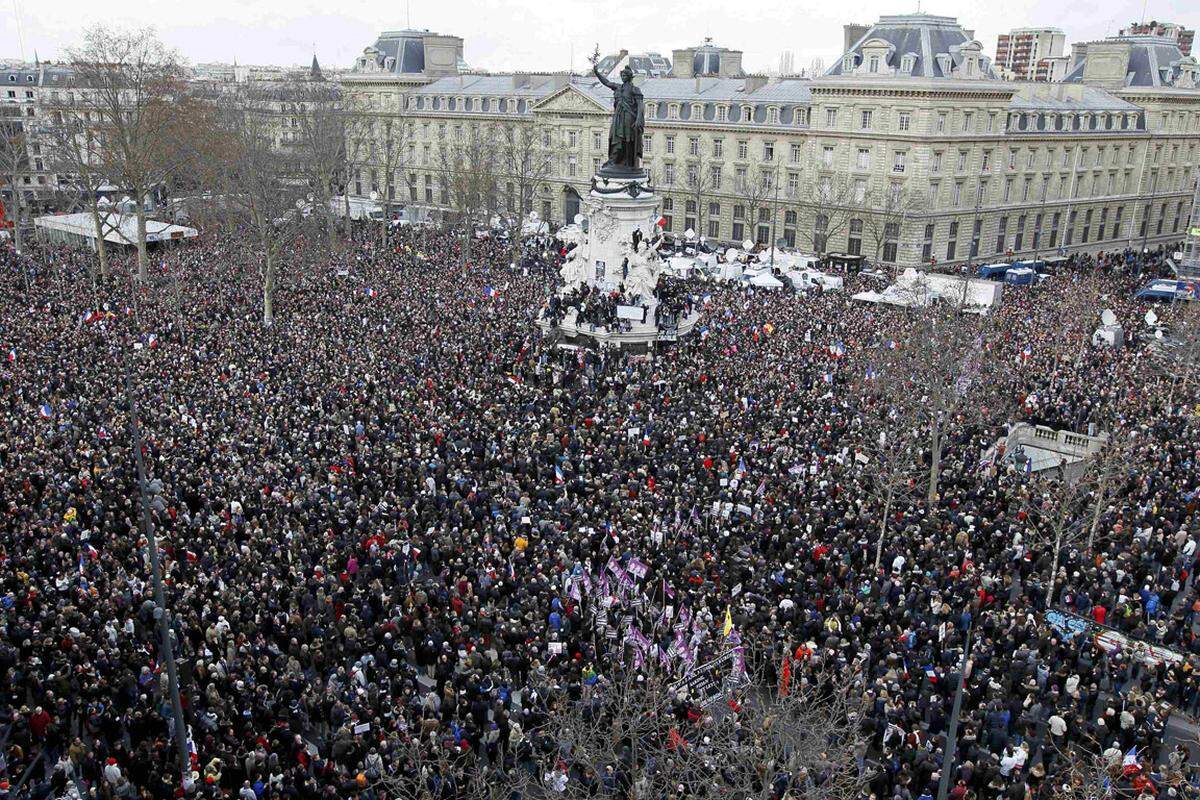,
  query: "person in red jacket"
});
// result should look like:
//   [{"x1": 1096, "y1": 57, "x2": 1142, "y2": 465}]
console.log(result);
[{"x1": 28, "y1": 706, "x2": 52, "y2": 740}]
